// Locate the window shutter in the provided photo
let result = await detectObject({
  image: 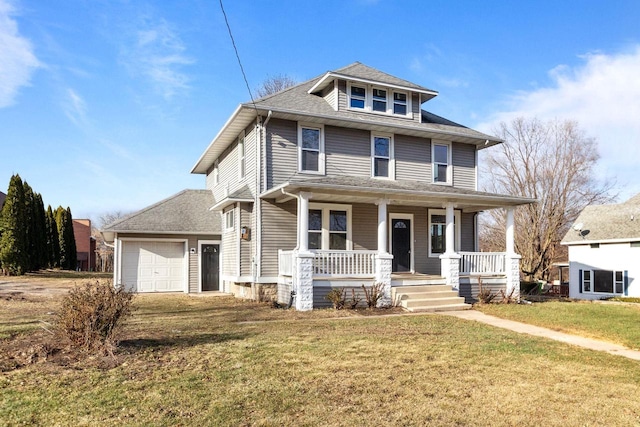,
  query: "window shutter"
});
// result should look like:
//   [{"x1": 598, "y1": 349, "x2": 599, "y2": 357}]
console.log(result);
[
  {"x1": 578, "y1": 269, "x2": 583, "y2": 293},
  {"x1": 624, "y1": 270, "x2": 629, "y2": 296}
]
